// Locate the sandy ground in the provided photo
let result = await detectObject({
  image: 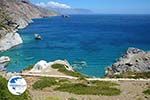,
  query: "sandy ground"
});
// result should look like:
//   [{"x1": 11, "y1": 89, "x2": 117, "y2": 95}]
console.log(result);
[{"x1": 24, "y1": 76, "x2": 150, "y2": 100}]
